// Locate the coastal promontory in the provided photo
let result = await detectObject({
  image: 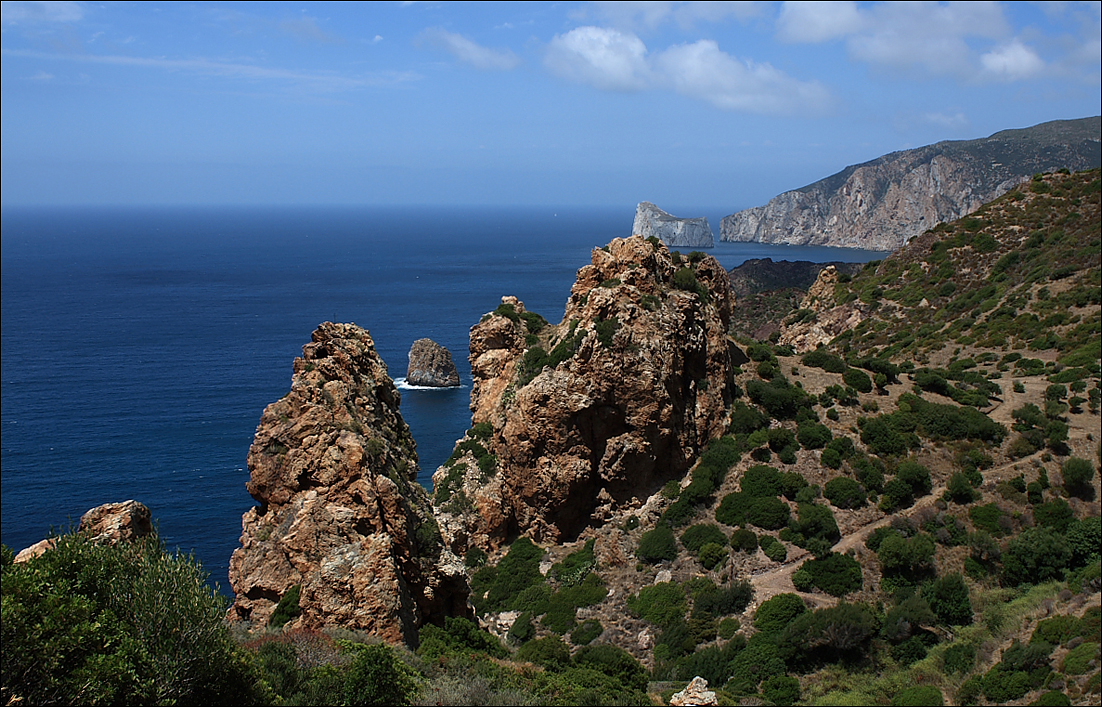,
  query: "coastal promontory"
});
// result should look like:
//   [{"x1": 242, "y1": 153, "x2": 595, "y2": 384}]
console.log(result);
[
  {"x1": 721, "y1": 116, "x2": 1101, "y2": 250},
  {"x1": 633, "y1": 201, "x2": 715, "y2": 248},
  {"x1": 228, "y1": 322, "x2": 469, "y2": 644}
]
